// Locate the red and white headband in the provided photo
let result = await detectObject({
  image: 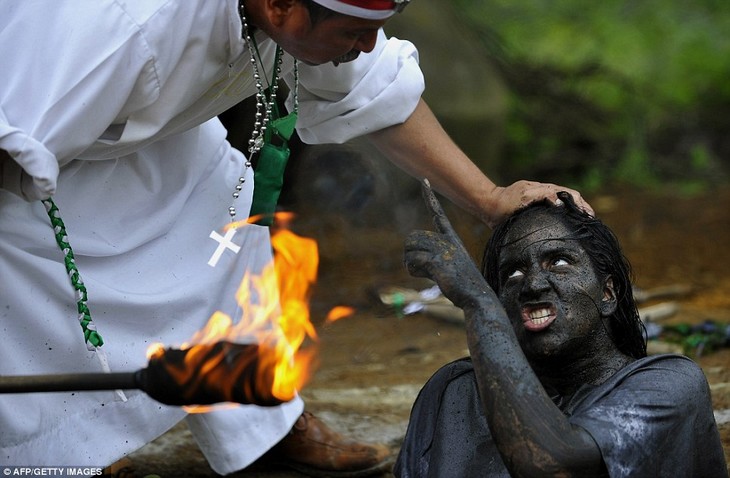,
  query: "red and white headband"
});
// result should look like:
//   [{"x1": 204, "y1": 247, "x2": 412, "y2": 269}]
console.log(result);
[{"x1": 311, "y1": 0, "x2": 410, "y2": 20}]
